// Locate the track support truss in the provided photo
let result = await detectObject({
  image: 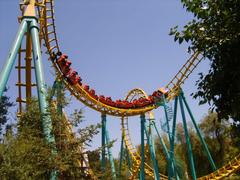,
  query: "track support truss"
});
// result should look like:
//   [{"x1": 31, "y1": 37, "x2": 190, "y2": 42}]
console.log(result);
[{"x1": 0, "y1": 6, "x2": 57, "y2": 179}]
